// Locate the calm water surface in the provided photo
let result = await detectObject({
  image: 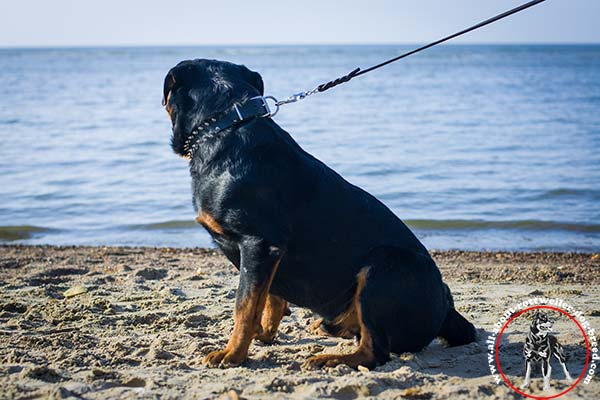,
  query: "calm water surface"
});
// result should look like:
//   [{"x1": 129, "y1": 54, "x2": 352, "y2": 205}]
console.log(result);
[{"x1": 0, "y1": 45, "x2": 599, "y2": 251}]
